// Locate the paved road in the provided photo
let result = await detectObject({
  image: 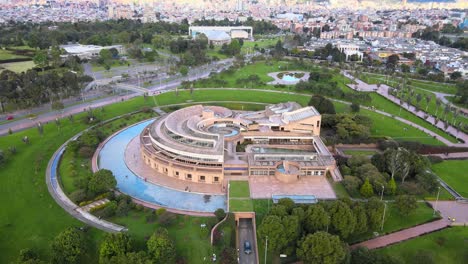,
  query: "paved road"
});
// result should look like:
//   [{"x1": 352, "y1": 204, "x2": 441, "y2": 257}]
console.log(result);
[
  {"x1": 238, "y1": 218, "x2": 257, "y2": 264},
  {"x1": 0, "y1": 59, "x2": 233, "y2": 136}
]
